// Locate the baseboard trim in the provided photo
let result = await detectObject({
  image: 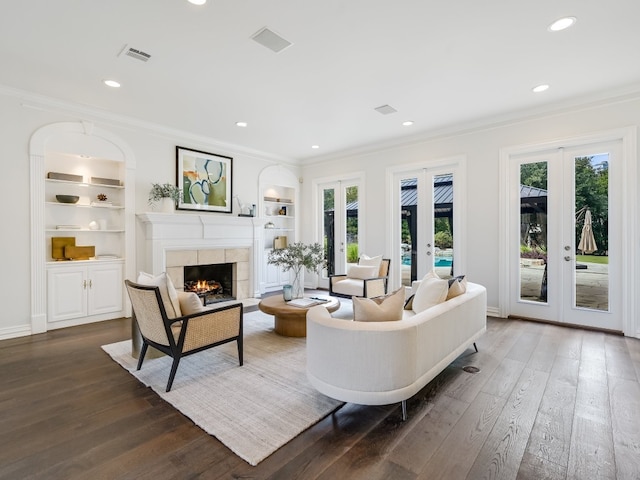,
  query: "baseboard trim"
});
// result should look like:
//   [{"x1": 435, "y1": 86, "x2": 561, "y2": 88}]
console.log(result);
[{"x1": 0, "y1": 324, "x2": 32, "y2": 340}]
